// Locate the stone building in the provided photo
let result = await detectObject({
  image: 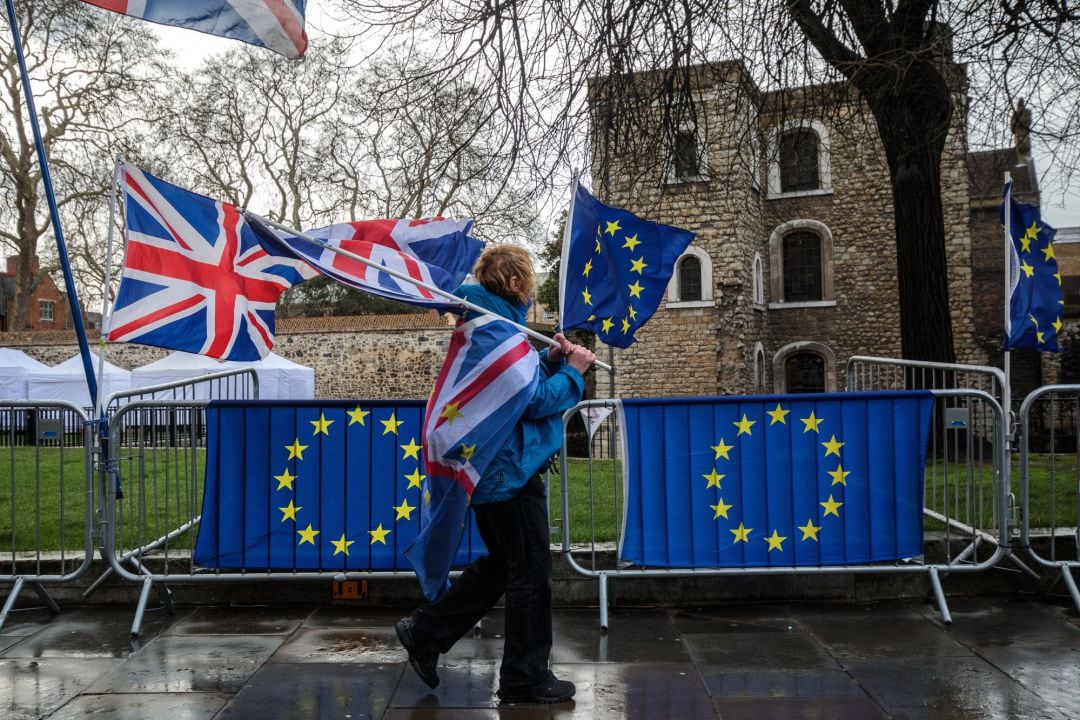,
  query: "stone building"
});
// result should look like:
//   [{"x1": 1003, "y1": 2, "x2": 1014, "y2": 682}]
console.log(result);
[{"x1": 587, "y1": 62, "x2": 1044, "y2": 399}]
